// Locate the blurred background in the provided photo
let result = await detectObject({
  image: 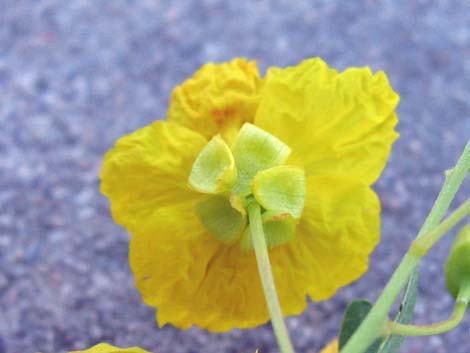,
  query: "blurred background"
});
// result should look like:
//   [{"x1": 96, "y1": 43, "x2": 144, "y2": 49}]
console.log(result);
[{"x1": 1, "y1": 1, "x2": 469, "y2": 352}]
